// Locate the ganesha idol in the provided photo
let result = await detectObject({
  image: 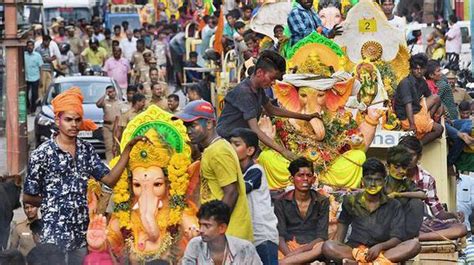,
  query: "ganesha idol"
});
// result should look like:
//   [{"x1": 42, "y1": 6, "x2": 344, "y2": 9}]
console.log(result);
[
  {"x1": 86, "y1": 105, "x2": 199, "y2": 264},
  {"x1": 258, "y1": 32, "x2": 386, "y2": 190}
]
